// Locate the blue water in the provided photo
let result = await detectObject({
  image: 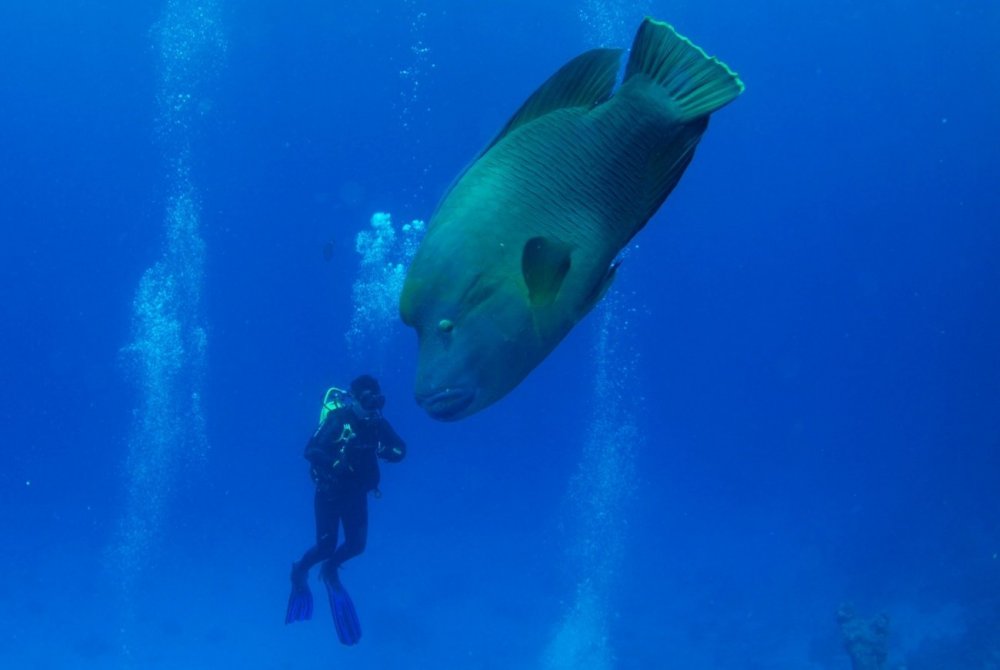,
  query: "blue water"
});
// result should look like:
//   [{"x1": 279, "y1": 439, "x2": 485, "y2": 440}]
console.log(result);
[{"x1": 2, "y1": 1, "x2": 998, "y2": 668}]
